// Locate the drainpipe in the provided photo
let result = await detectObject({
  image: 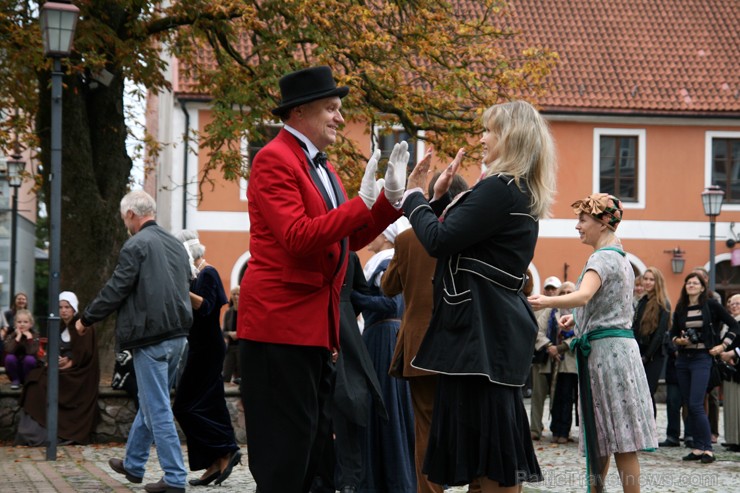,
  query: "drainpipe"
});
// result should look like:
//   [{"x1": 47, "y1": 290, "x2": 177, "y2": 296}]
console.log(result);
[{"x1": 179, "y1": 98, "x2": 189, "y2": 230}]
